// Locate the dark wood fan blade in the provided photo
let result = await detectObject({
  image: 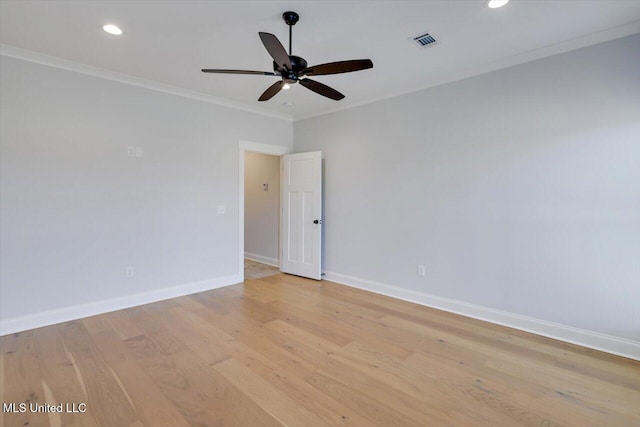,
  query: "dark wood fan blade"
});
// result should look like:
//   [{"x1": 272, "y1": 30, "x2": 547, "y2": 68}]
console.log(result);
[
  {"x1": 302, "y1": 59, "x2": 373, "y2": 76},
  {"x1": 201, "y1": 69, "x2": 279, "y2": 75},
  {"x1": 259, "y1": 32, "x2": 292, "y2": 70},
  {"x1": 258, "y1": 81, "x2": 284, "y2": 101},
  {"x1": 299, "y1": 78, "x2": 345, "y2": 100}
]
